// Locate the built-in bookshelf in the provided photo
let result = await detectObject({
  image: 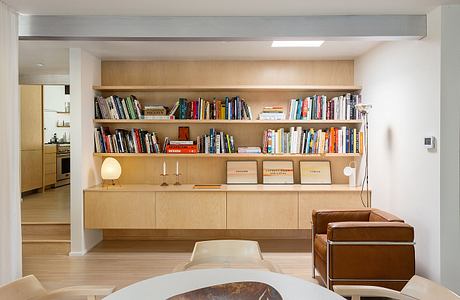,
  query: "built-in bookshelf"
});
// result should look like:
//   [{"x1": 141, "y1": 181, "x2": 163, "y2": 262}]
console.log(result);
[
  {"x1": 94, "y1": 152, "x2": 361, "y2": 158},
  {"x1": 93, "y1": 119, "x2": 363, "y2": 125},
  {"x1": 93, "y1": 85, "x2": 361, "y2": 92}
]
